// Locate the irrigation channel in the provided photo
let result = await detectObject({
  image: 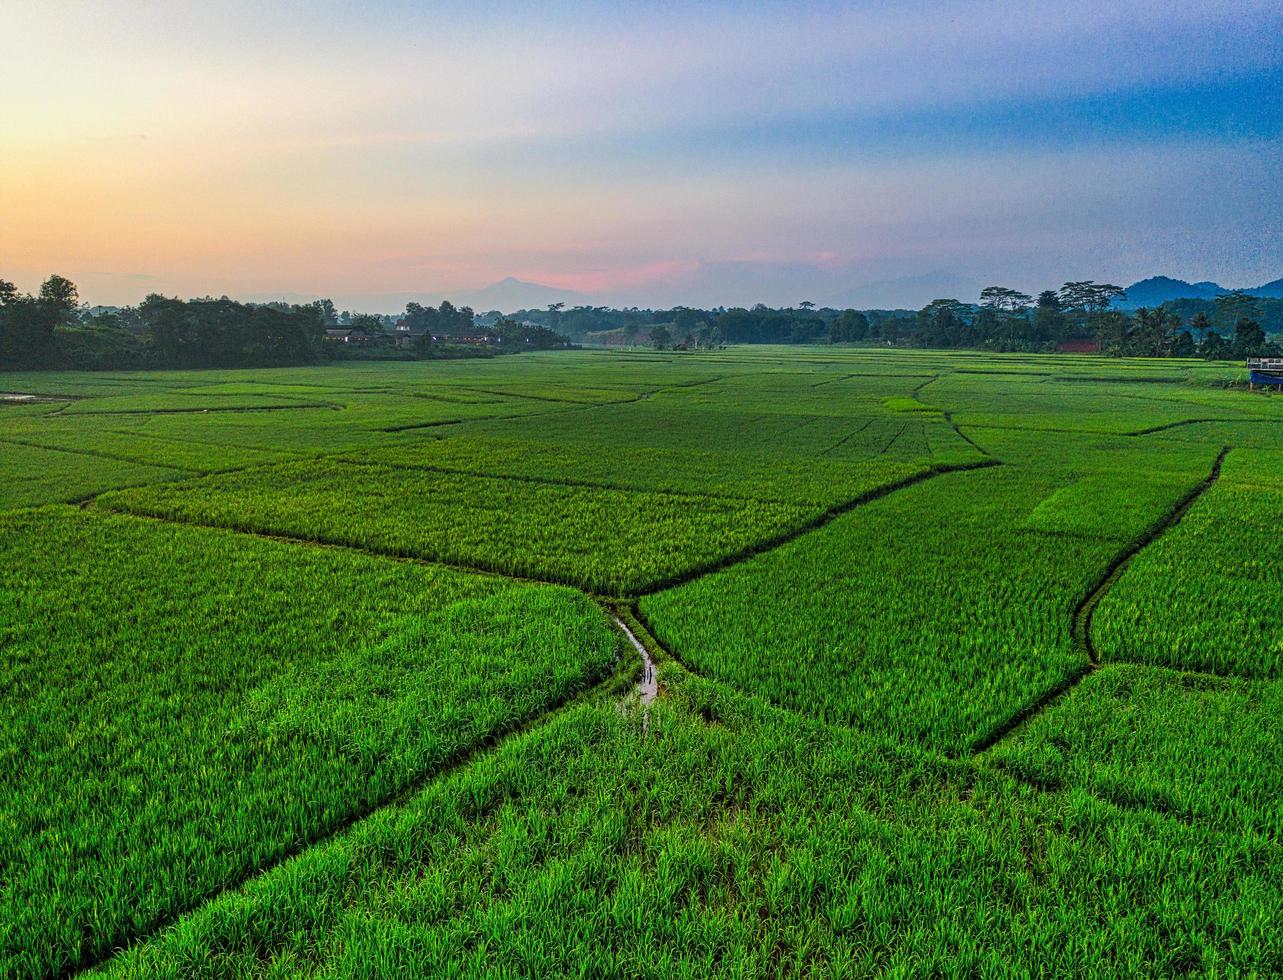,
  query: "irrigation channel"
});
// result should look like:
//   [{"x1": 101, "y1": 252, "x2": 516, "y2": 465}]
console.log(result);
[{"x1": 614, "y1": 617, "x2": 659, "y2": 707}]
